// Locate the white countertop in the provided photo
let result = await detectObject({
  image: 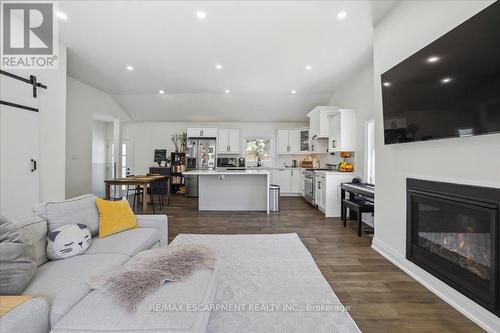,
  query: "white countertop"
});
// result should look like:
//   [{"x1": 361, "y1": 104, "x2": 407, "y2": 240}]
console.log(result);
[
  {"x1": 183, "y1": 170, "x2": 270, "y2": 176},
  {"x1": 314, "y1": 171, "x2": 355, "y2": 175}
]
